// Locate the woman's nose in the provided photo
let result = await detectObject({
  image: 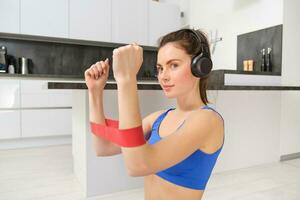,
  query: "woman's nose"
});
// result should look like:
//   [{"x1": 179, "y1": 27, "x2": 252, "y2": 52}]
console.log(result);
[{"x1": 160, "y1": 68, "x2": 170, "y2": 80}]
